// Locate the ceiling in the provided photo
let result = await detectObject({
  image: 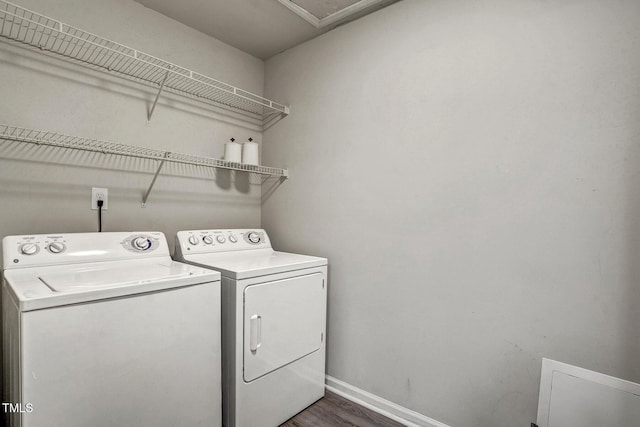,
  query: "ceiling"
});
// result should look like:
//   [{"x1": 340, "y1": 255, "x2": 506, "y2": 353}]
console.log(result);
[{"x1": 135, "y1": 0, "x2": 399, "y2": 59}]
